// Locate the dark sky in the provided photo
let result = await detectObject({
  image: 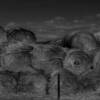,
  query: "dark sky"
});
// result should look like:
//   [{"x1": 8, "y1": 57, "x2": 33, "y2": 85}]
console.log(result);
[{"x1": 0, "y1": 0, "x2": 100, "y2": 25}]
